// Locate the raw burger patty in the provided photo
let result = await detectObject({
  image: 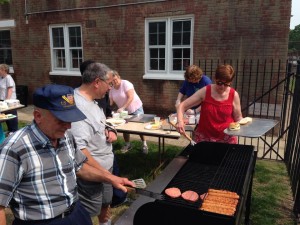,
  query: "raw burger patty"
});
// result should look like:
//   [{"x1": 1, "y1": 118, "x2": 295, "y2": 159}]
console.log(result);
[
  {"x1": 181, "y1": 190, "x2": 199, "y2": 202},
  {"x1": 164, "y1": 187, "x2": 181, "y2": 198}
]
